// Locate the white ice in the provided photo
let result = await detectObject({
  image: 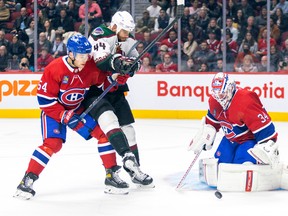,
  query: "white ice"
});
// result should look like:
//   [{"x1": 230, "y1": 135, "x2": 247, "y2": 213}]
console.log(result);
[{"x1": 0, "y1": 118, "x2": 287, "y2": 216}]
